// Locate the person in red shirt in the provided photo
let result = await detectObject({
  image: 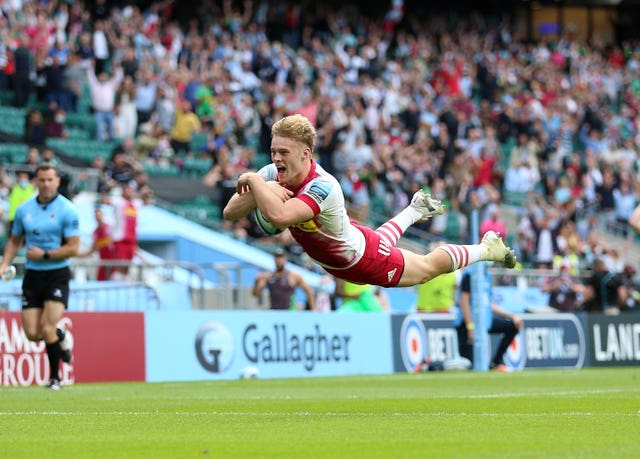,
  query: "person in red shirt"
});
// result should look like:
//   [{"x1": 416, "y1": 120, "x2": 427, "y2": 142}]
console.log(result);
[
  {"x1": 80, "y1": 207, "x2": 116, "y2": 280},
  {"x1": 109, "y1": 183, "x2": 139, "y2": 279}
]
